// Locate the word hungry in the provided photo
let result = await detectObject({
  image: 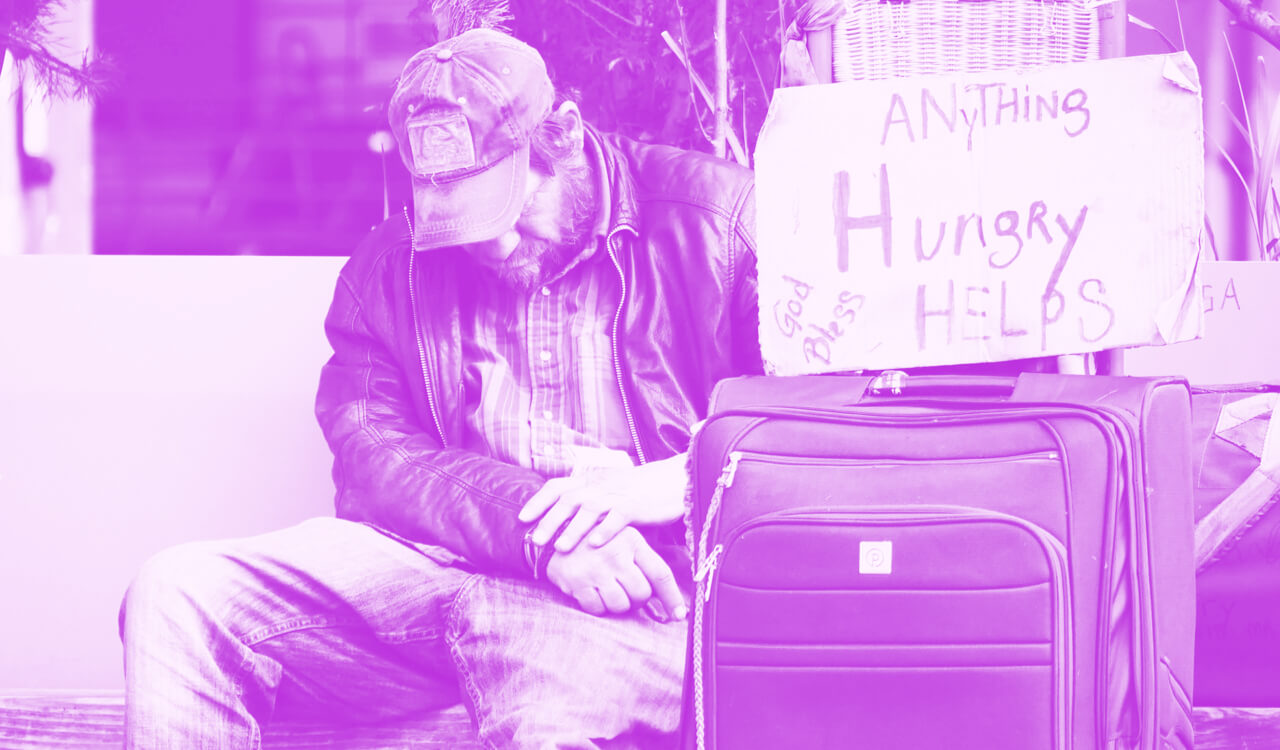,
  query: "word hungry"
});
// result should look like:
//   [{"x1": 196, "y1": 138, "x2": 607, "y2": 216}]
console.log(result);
[{"x1": 834, "y1": 164, "x2": 1089, "y2": 278}]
